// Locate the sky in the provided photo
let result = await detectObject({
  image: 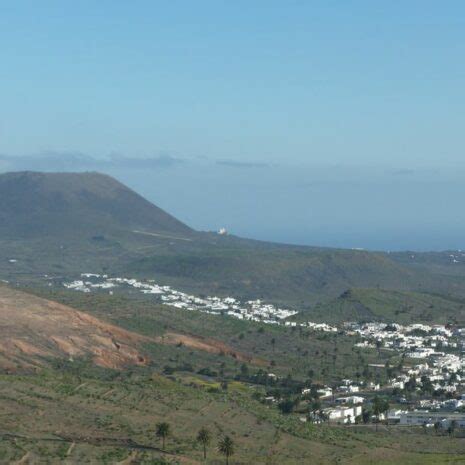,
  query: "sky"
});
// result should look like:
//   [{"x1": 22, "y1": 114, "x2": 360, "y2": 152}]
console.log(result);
[{"x1": 1, "y1": 2, "x2": 465, "y2": 250}]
